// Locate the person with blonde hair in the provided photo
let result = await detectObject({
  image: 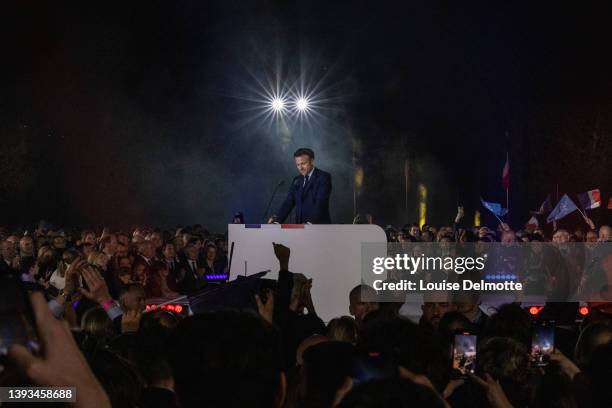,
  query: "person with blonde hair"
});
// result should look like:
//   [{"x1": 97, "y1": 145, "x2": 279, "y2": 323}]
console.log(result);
[
  {"x1": 87, "y1": 251, "x2": 110, "y2": 272},
  {"x1": 81, "y1": 307, "x2": 114, "y2": 340},
  {"x1": 326, "y1": 316, "x2": 358, "y2": 343}
]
